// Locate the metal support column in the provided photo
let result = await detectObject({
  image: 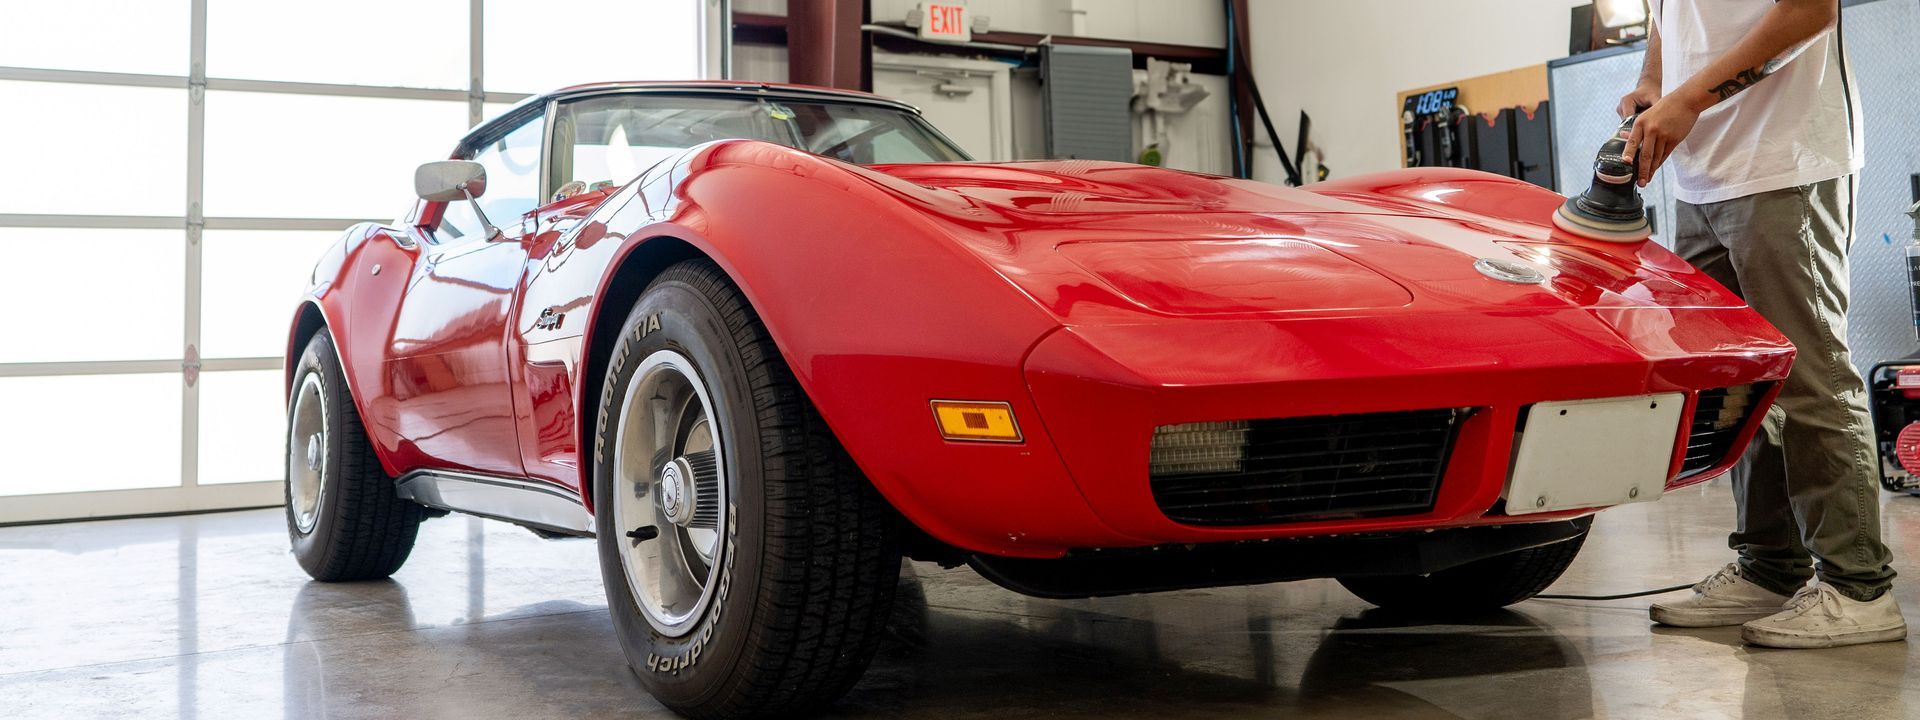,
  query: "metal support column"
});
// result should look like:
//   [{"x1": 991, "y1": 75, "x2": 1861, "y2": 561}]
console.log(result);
[
  {"x1": 1227, "y1": 0, "x2": 1254, "y2": 179},
  {"x1": 786, "y1": 0, "x2": 869, "y2": 90}
]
